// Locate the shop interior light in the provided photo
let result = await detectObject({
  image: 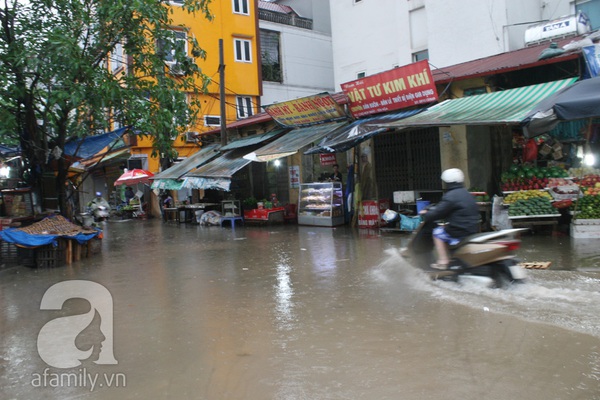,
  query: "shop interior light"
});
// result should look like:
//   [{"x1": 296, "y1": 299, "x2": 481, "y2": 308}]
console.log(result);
[
  {"x1": 584, "y1": 153, "x2": 596, "y2": 166},
  {"x1": 273, "y1": 159, "x2": 281, "y2": 167},
  {"x1": 0, "y1": 166, "x2": 10, "y2": 178}
]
